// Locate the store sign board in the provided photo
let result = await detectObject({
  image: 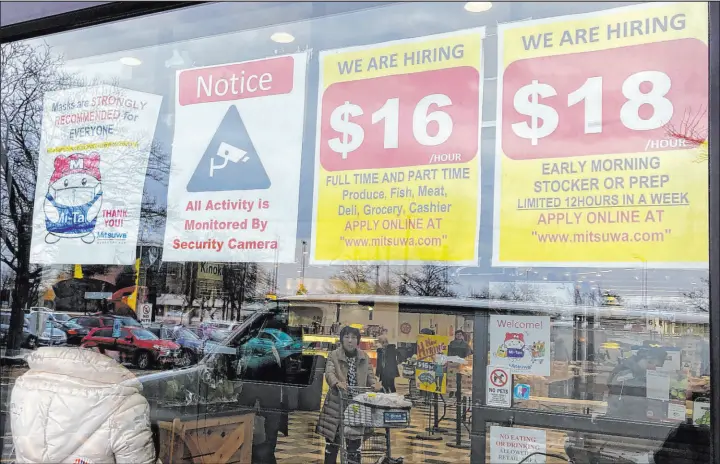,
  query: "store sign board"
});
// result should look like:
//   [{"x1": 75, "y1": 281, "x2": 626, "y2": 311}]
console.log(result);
[
  {"x1": 84, "y1": 292, "x2": 112, "y2": 300},
  {"x1": 29, "y1": 85, "x2": 162, "y2": 265},
  {"x1": 163, "y1": 53, "x2": 308, "y2": 263},
  {"x1": 692, "y1": 400, "x2": 710, "y2": 426},
  {"x1": 198, "y1": 262, "x2": 224, "y2": 281},
  {"x1": 490, "y1": 315, "x2": 550, "y2": 376},
  {"x1": 487, "y1": 365, "x2": 512, "y2": 408},
  {"x1": 493, "y1": 2, "x2": 709, "y2": 268},
  {"x1": 139, "y1": 303, "x2": 153, "y2": 323},
  {"x1": 415, "y1": 334, "x2": 450, "y2": 394},
  {"x1": 490, "y1": 426, "x2": 546, "y2": 463},
  {"x1": 311, "y1": 28, "x2": 485, "y2": 265}
]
